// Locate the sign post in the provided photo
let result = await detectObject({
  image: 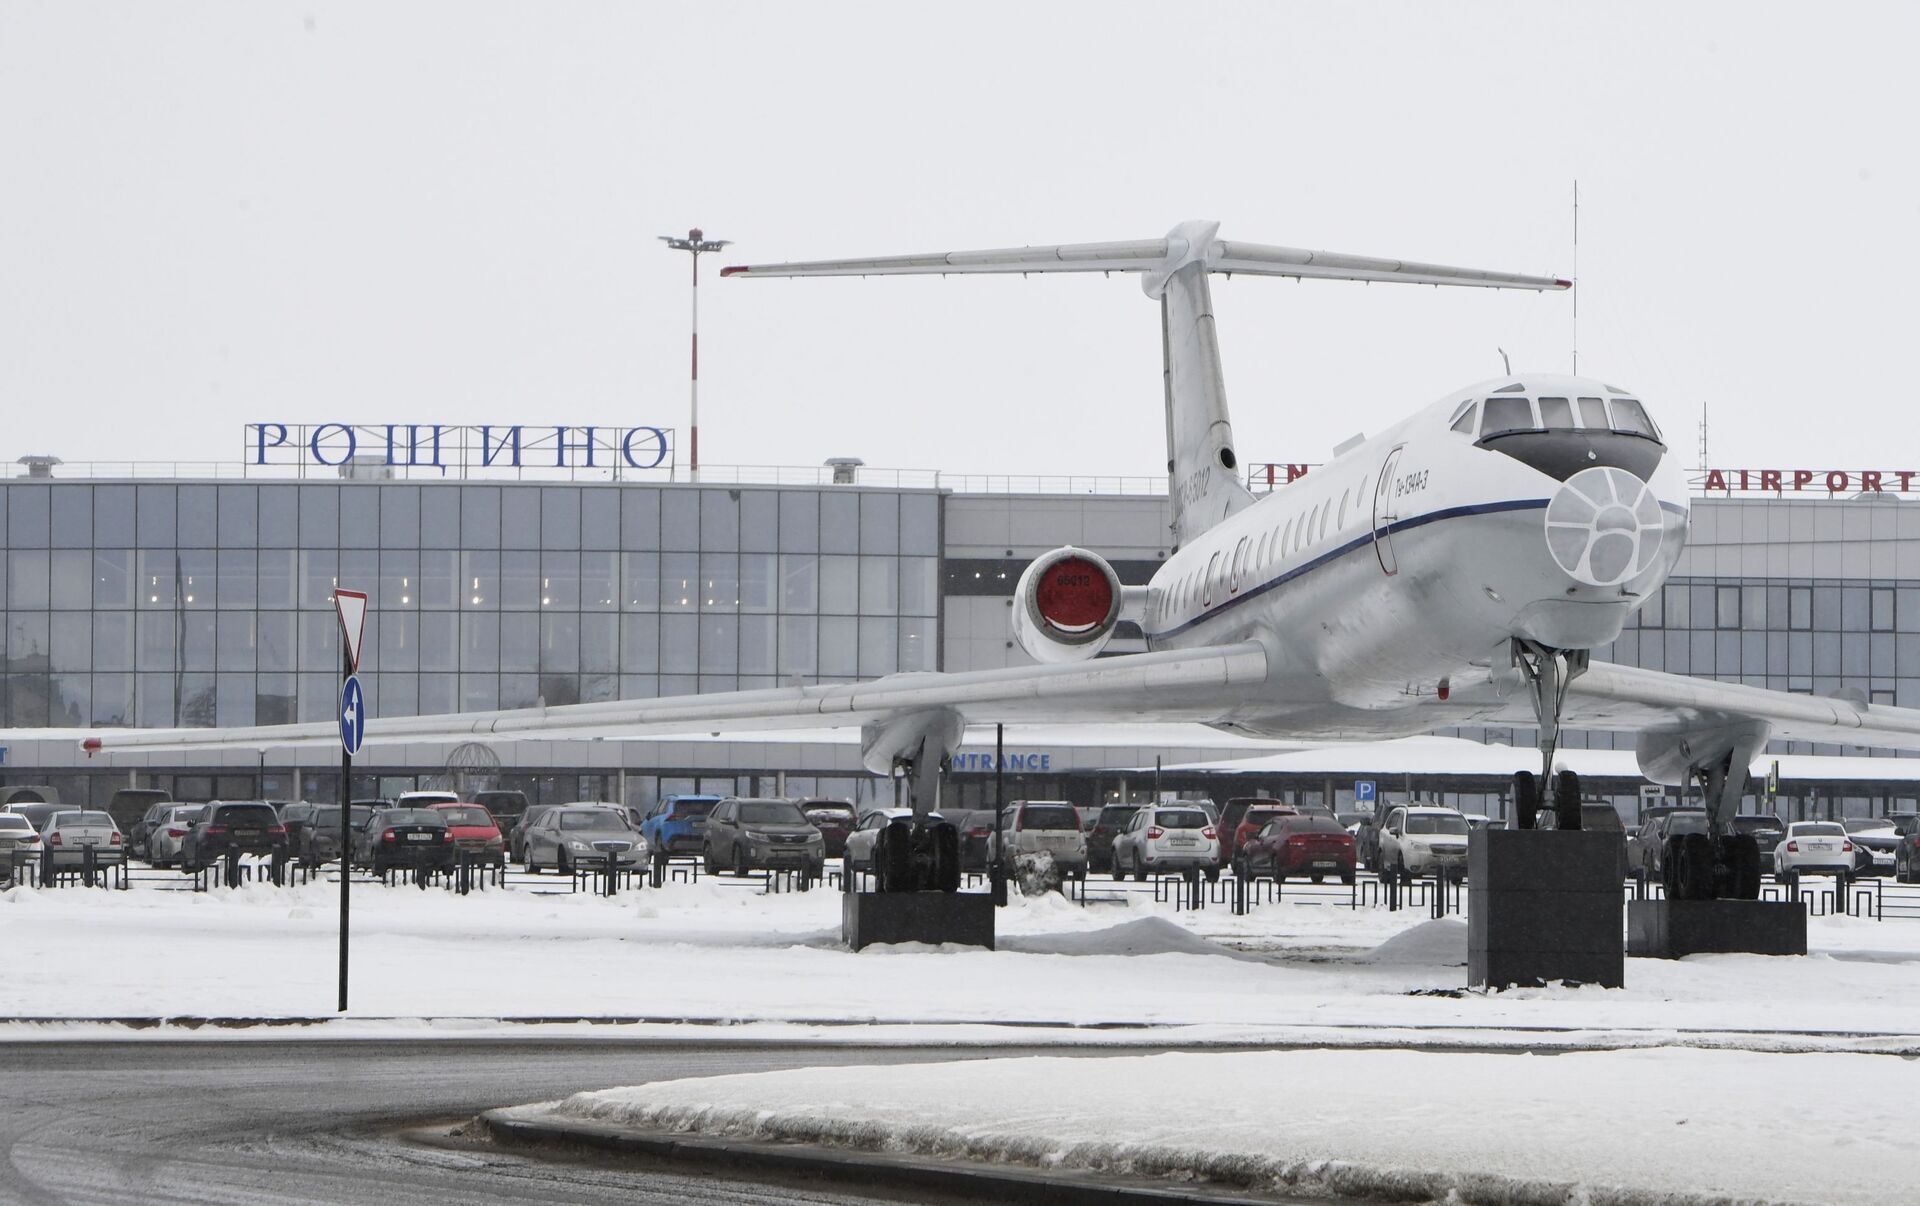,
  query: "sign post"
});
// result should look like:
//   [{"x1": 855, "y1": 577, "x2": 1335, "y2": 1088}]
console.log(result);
[{"x1": 334, "y1": 589, "x2": 368, "y2": 1013}]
